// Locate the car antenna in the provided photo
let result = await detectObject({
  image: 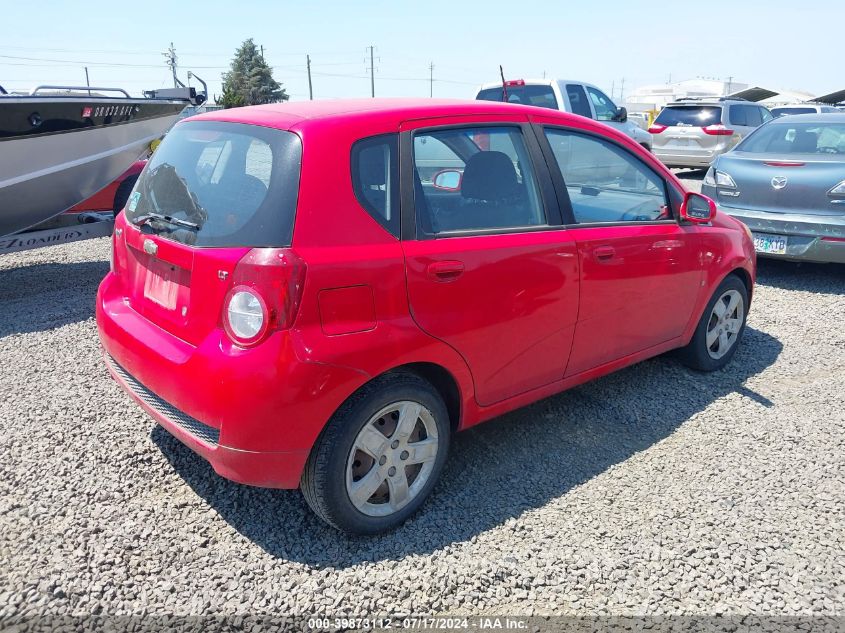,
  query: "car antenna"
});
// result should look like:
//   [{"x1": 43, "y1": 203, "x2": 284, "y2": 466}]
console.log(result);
[{"x1": 500, "y1": 65, "x2": 508, "y2": 102}]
